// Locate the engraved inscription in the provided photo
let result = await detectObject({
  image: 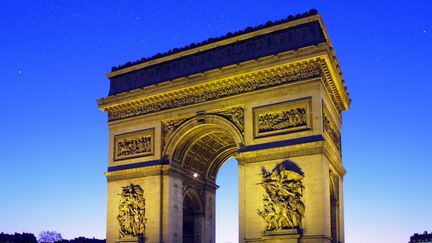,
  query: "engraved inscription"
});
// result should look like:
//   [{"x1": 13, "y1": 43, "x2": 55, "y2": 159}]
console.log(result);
[{"x1": 114, "y1": 129, "x2": 154, "y2": 161}]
